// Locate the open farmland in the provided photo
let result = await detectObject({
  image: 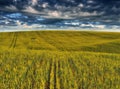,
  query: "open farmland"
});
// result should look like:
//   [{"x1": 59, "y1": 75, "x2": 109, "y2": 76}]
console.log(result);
[{"x1": 0, "y1": 31, "x2": 120, "y2": 89}]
